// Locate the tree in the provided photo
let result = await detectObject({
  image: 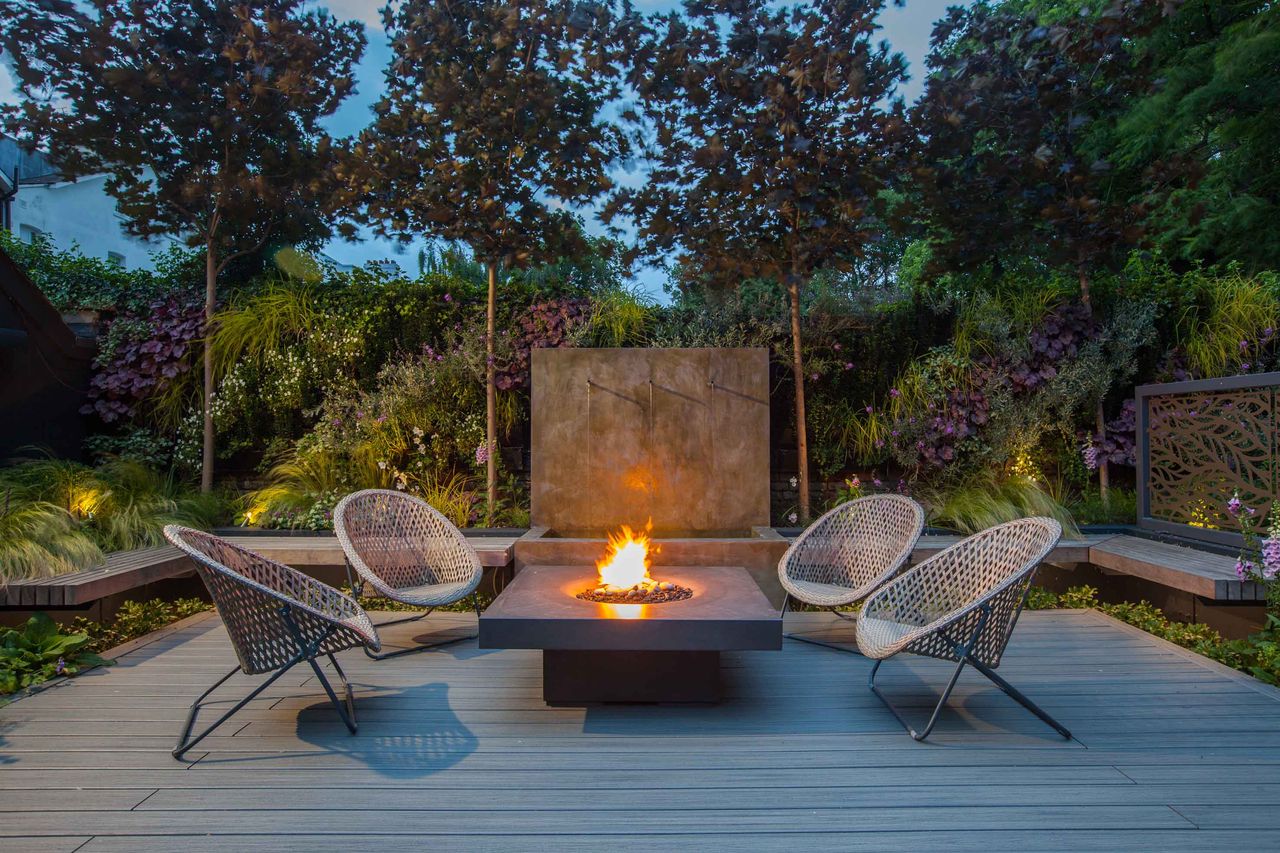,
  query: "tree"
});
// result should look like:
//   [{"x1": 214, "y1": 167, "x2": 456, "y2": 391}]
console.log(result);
[
  {"x1": 607, "y1": 0, "x2": 908, "y2": 521},
  {"x1": 346, "y1": 0, "x2": 633, "y2": 521},
  {"x1": 1110, "y1": 0, "x2": 1279, "y2": 272},
  {"x1": 908, "y1": 0, "x2": 1169, "y2": 501},
  {"x1": 0, "y1": 0, "x2": 364, "y2": 491}
]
